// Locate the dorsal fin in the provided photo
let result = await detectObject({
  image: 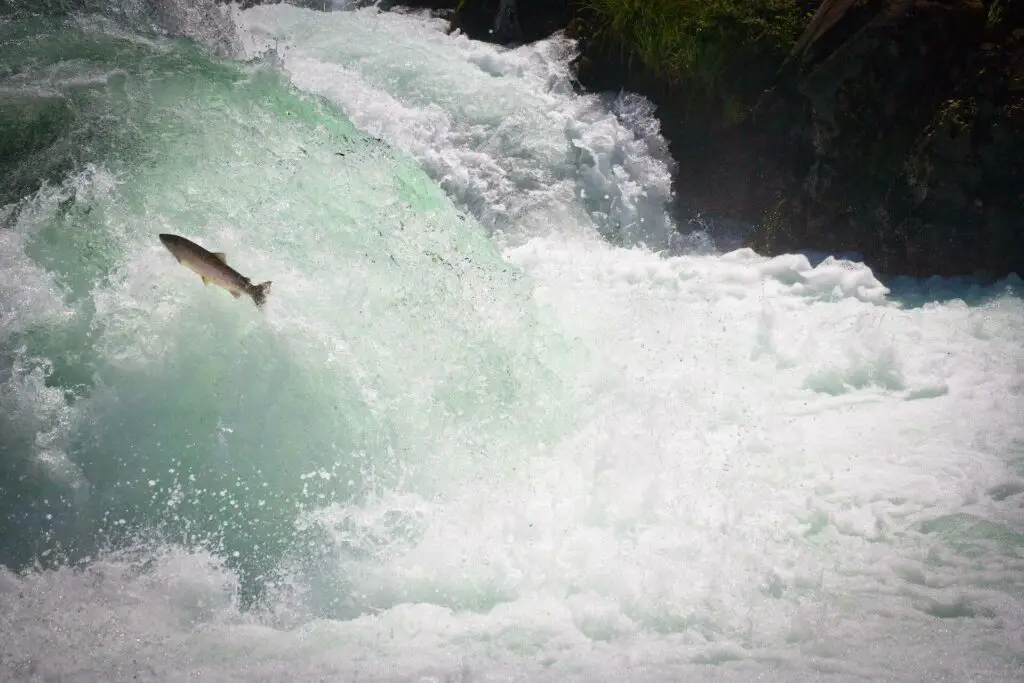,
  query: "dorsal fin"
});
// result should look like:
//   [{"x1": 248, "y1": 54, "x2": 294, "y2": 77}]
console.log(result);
[{"x1": 212, "y1": 252, "x2": 227, "y2": 263}]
